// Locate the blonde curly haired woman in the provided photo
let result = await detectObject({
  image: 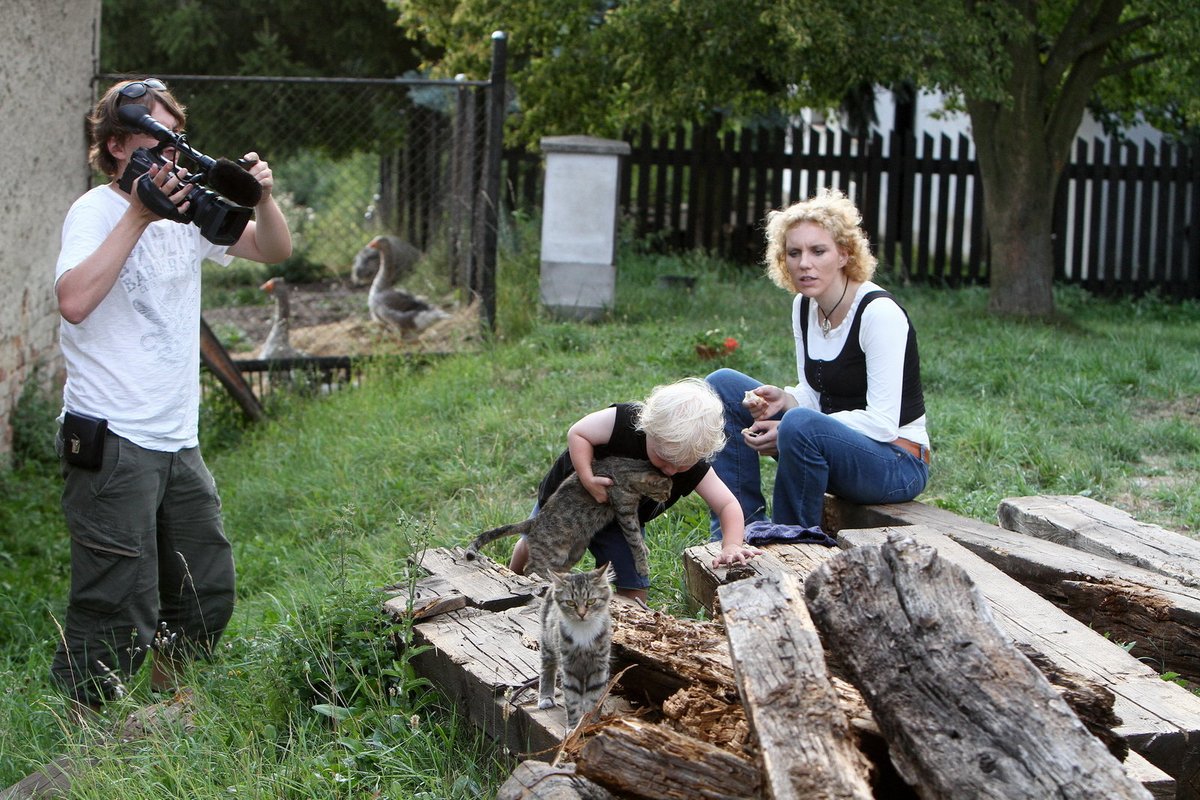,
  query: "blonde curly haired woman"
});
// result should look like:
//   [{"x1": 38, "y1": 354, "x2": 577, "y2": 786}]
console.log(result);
[{"x1": 706, "y1": 188, "x2": 931, "y2": 534}]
